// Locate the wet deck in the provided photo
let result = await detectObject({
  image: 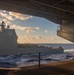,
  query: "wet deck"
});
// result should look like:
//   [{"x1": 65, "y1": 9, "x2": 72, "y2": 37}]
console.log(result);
[{"x1": 0, "y1": 60, "x2": 74, "y2": 75}]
